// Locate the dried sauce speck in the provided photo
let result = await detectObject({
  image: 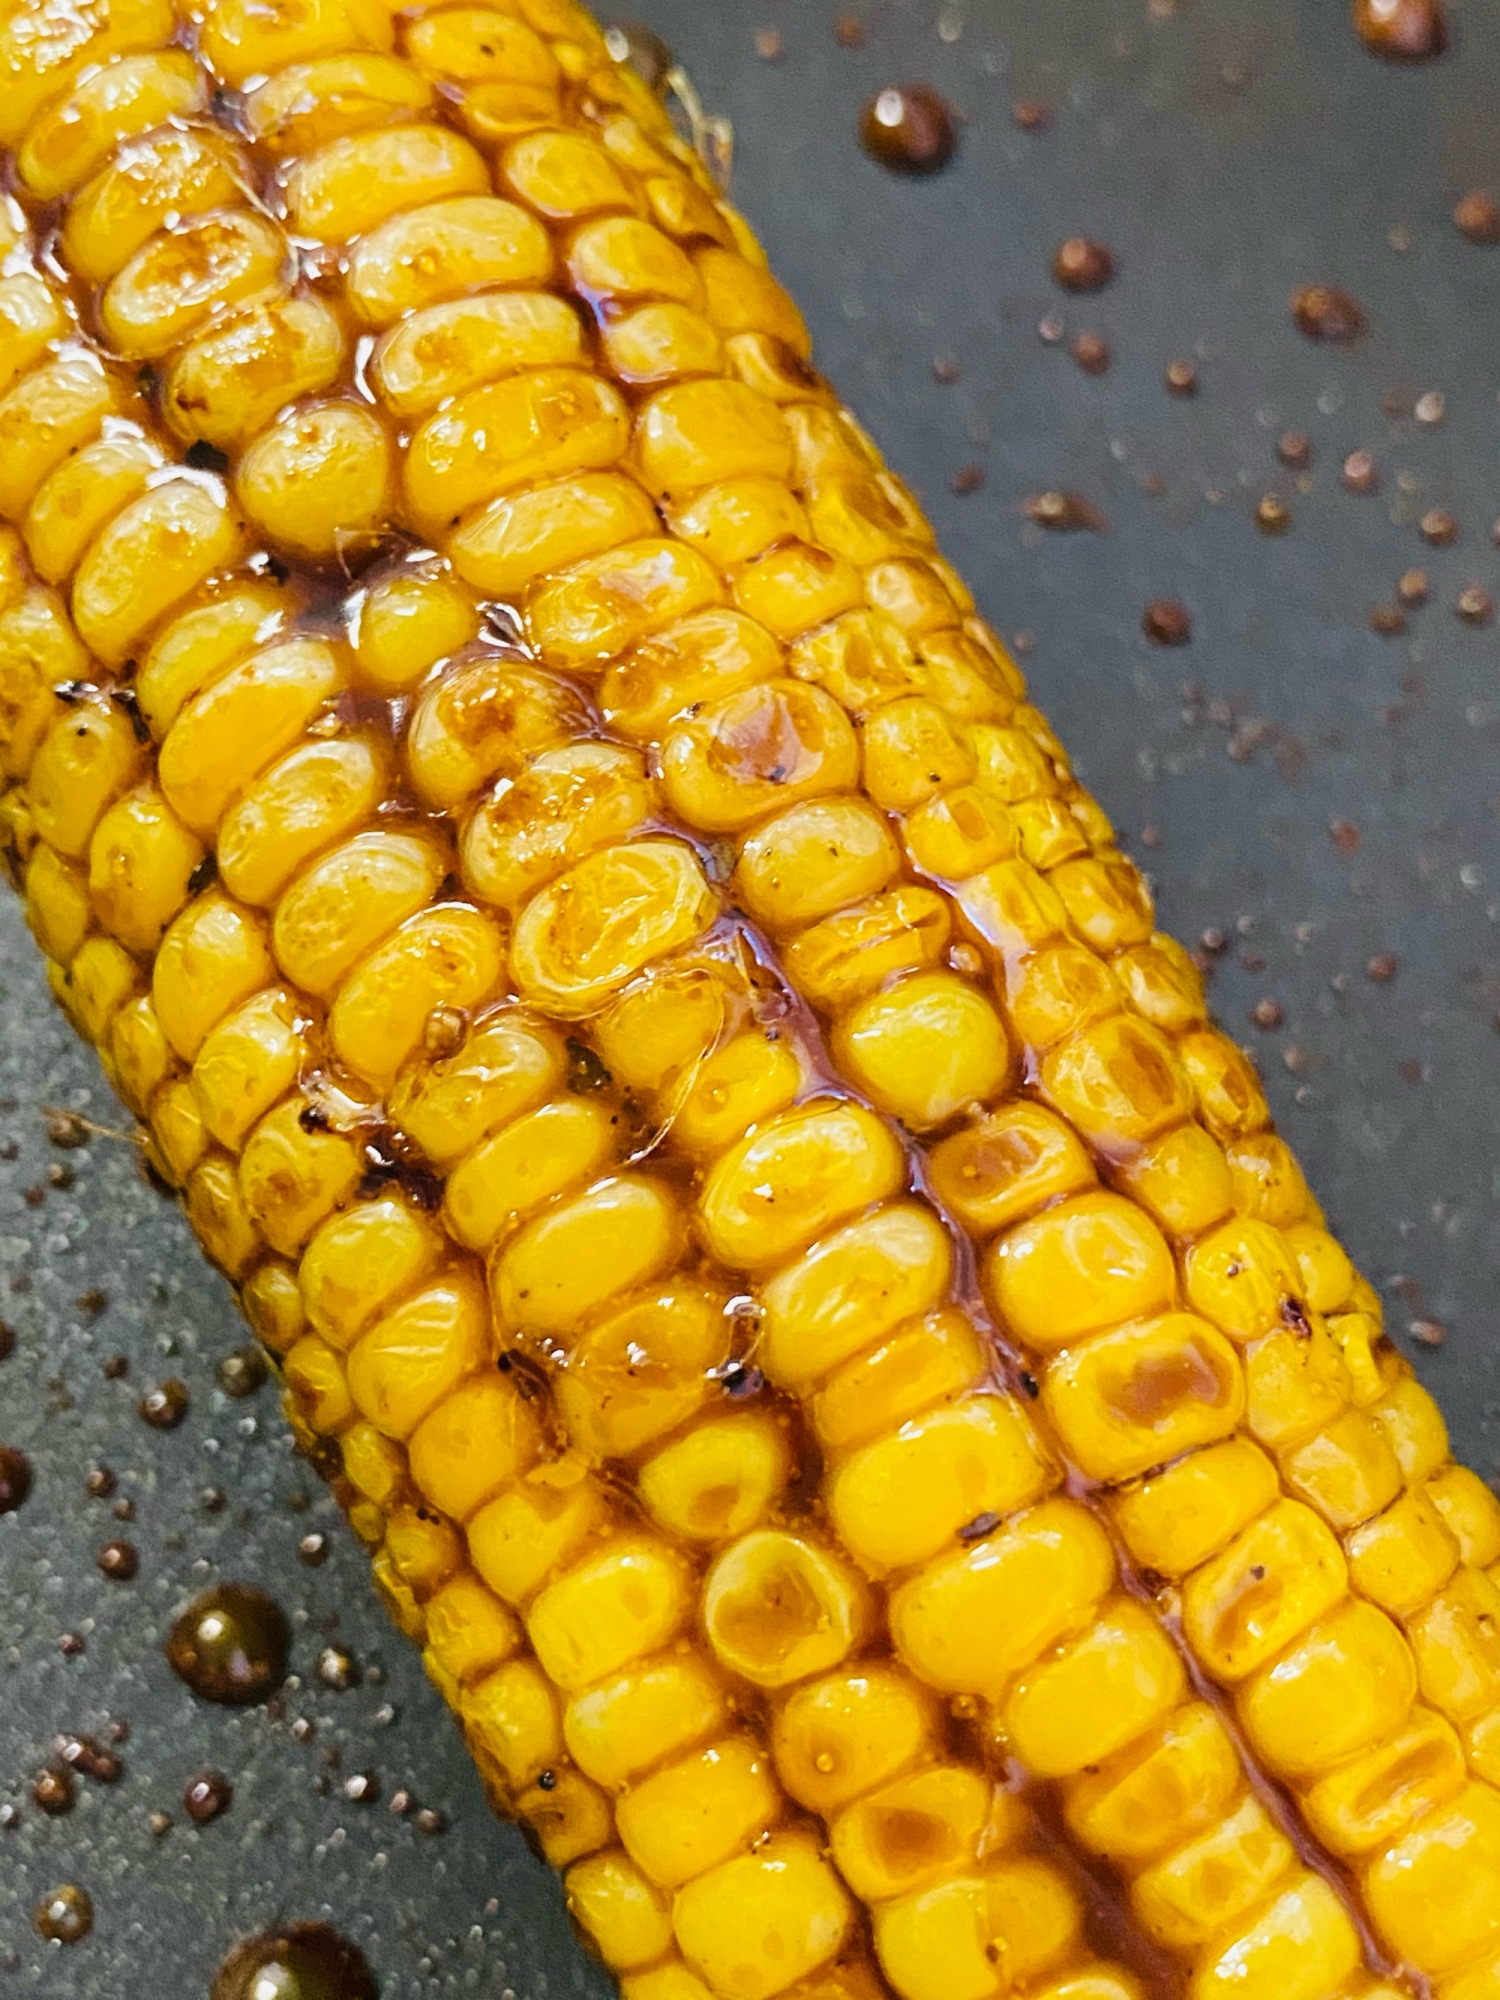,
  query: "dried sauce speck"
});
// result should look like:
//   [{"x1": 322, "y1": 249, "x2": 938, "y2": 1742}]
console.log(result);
[
  {"x1": 859, "y1": 86, "x2": 956, "y2": 173},
  {"x1": 1353, "y1": 0, "x2": 1446, "y2": 60},
  {"x1": 1052, "y1": 237, "x2": 1115, "y2": 291},
  {"x1": 1415, "y1": 389, "x2": 1446, "y2": 426},
  {"x1": 1250, "y1": 998, "x2": 1286, "y2": 1030},
  {"x1": 1290, "y1": 284, "x2": 1367, "y2": 342},
  {"x1": 0, "y1": 1444, "x2": 31, "y2": 1514},
  {"x1": 833, "y1": 14, "x2": 864, "y2": 48},
  {"x1": 1026, "y1": 491, "x2": 1108, "y2": 532},
  {"x1": 165, "y1": 1584, "x2": 289, "y2": 1705},
  {"x1": 1454, "y1": 191, "x2": 1500, "y2": 243},
  {"x1": 211, "y1": 1925, "x2": 377, "y2": 2000},
  {"x1": 949, "y1": 464, "x2": 985, "y2": 496},
  {"x1": 1330, "y1": 819, "x2": 1362, "y2": 856},
  {"x1": 1142, "y1": 599, "x2": 1192, "y2": 645},
  {"x1": 1369, "y1": 603, "x2": 1407, "y2": 635},
  {"x1": 1012, "y1": 98, "x2": 1052, "y2": 132},
  {"x1": 34, "y1": 1885, "x2": 92, "y2": 1945},
  {"x1": 1398, "y1": 567, "x2": 1431, "y2": 605},
  {"x1": 754, "y1": 25, "x2": 784, "y2": 61},
  {"x1": 298, "y1": 1531, "x2": 330, "y2": 1567},
  {"x1": 1367, "y1": 952, "x2": 1400, "y2": 982}
]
